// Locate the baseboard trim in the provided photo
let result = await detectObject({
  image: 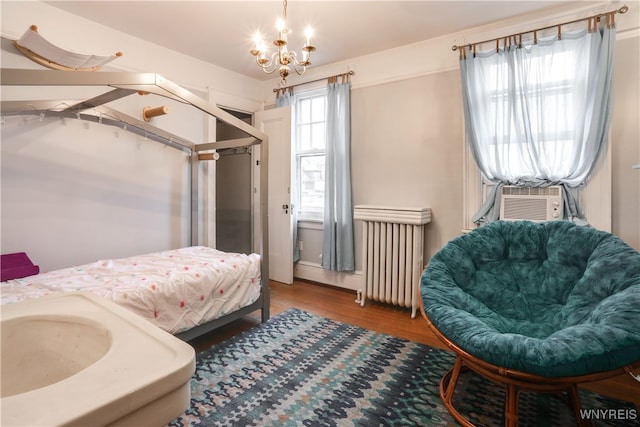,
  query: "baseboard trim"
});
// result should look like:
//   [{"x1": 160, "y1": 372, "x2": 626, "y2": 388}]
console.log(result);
[{"x1": 294, "y1": 261, "x2": 363, "y2": 292}]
